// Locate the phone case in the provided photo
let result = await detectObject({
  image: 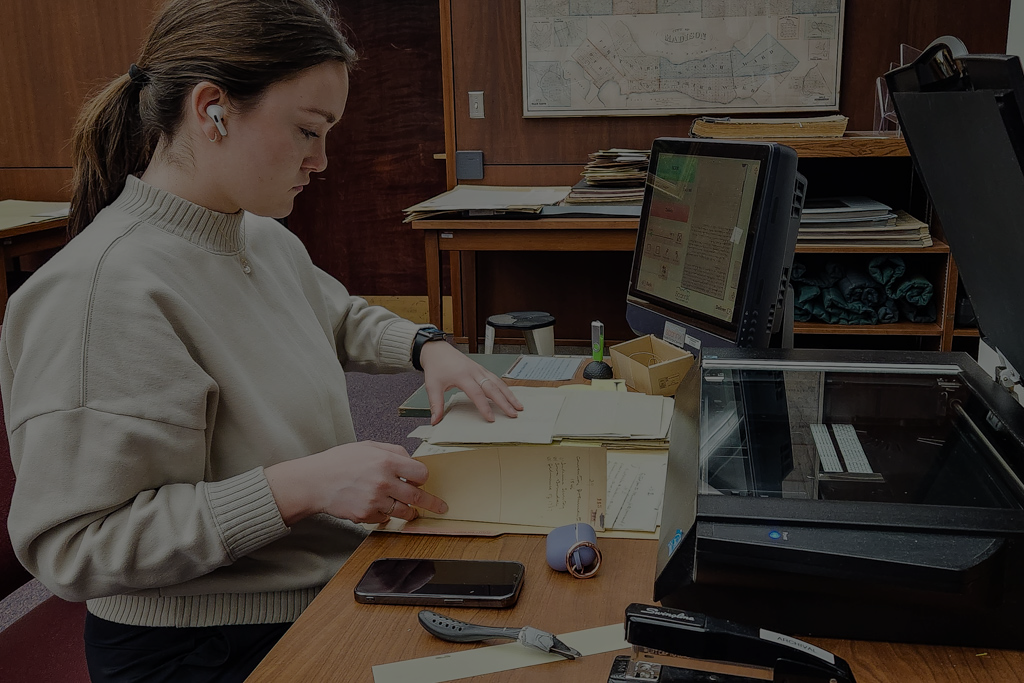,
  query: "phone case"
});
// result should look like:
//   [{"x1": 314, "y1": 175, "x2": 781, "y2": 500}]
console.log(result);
[{"x1": 353, "y1": 559, "x2": 525, "y2": 608}]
